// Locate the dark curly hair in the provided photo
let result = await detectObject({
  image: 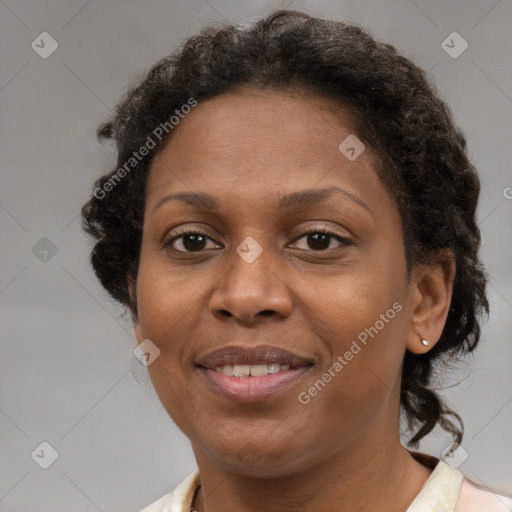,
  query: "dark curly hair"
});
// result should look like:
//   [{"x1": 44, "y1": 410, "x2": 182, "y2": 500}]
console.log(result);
[{"x1": 81, "y1": 9, "x2": 489, "y2": 447}]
